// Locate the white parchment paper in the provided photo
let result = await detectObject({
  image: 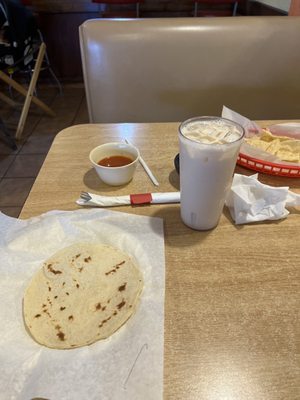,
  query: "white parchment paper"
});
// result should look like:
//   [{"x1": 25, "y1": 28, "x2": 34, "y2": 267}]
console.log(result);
[{"x1": 0, "y1": 209, "x2": 165, "y2": 400}]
